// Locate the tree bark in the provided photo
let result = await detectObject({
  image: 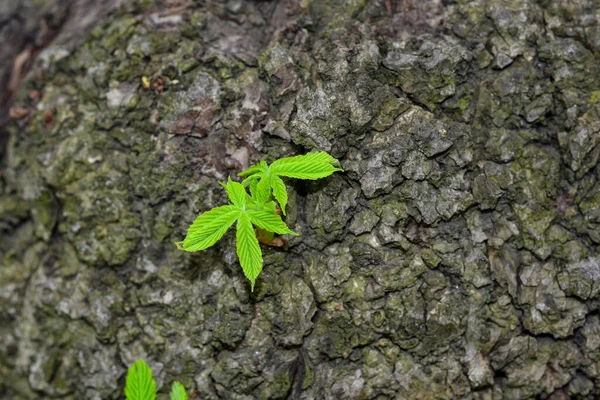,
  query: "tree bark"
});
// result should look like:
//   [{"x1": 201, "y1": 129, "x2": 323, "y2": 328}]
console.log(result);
[
  {"x1": 0, "y1": 0, "x2": 122, "y2": 156},
  {"x1": 2, "y1": 0, "x2": 600, "y2": 399}
]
